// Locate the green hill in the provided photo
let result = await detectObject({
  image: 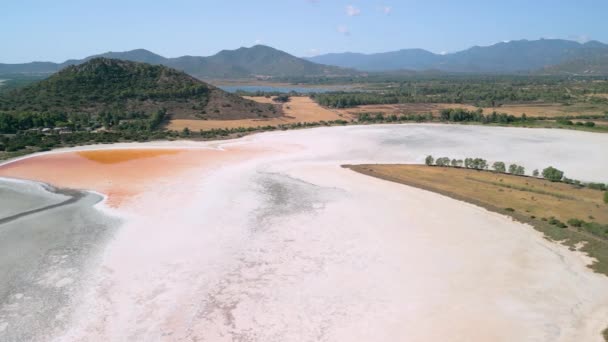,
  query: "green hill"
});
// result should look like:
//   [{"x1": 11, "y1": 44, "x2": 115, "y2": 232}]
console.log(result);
[{"x1": 0, "y1": 58, "x2": 281, "y2": 120}]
